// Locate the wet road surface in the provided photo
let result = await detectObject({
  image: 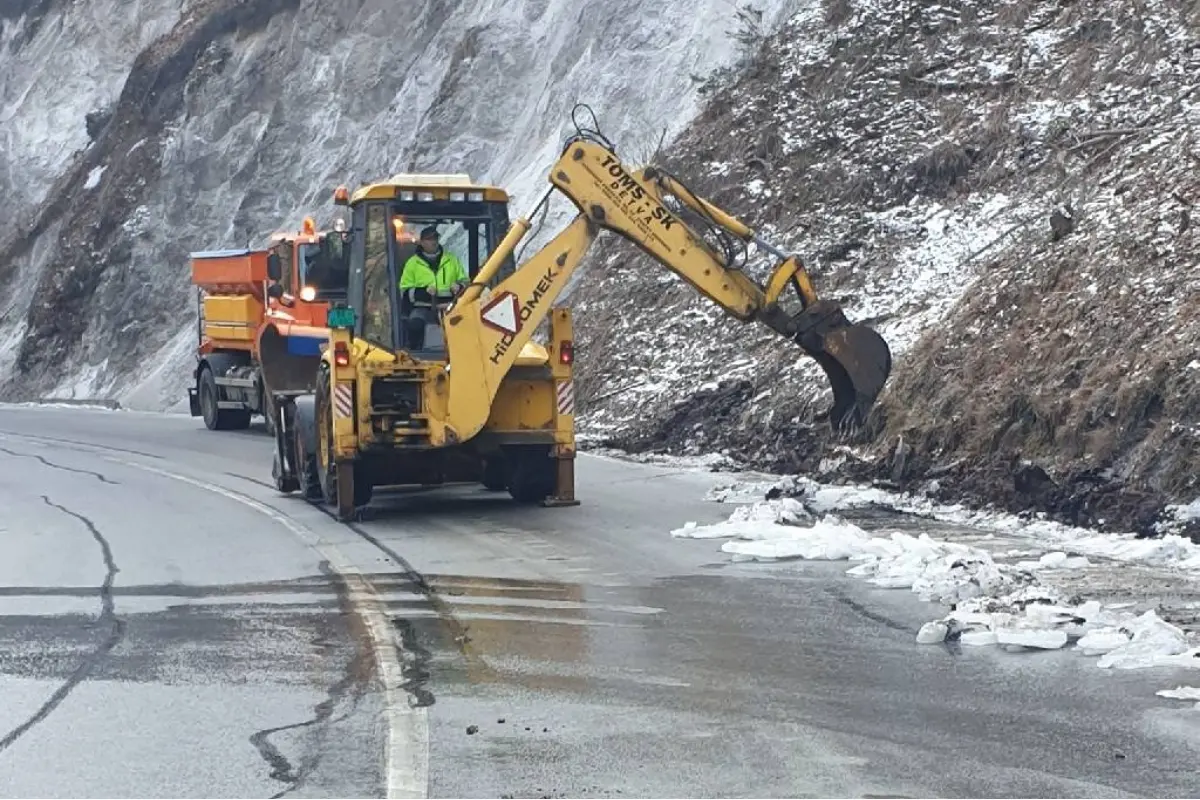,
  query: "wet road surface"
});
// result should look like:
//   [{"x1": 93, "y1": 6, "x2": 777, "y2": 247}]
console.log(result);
[
  {"x1": 2, "y1": 404, "x2": 1200, "y2": 798},
  {"x1": 0, "y1": 408, "x2": 387, "y2": 798}
]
